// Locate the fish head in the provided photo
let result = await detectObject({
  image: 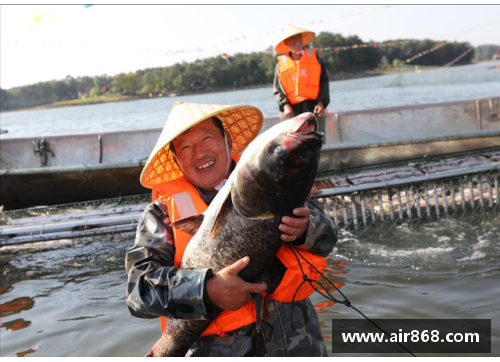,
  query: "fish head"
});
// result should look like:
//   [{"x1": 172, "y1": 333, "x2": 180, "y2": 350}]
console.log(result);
[{"x1": 232, "y1": 112, "x2": 323, "y2": 219}]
